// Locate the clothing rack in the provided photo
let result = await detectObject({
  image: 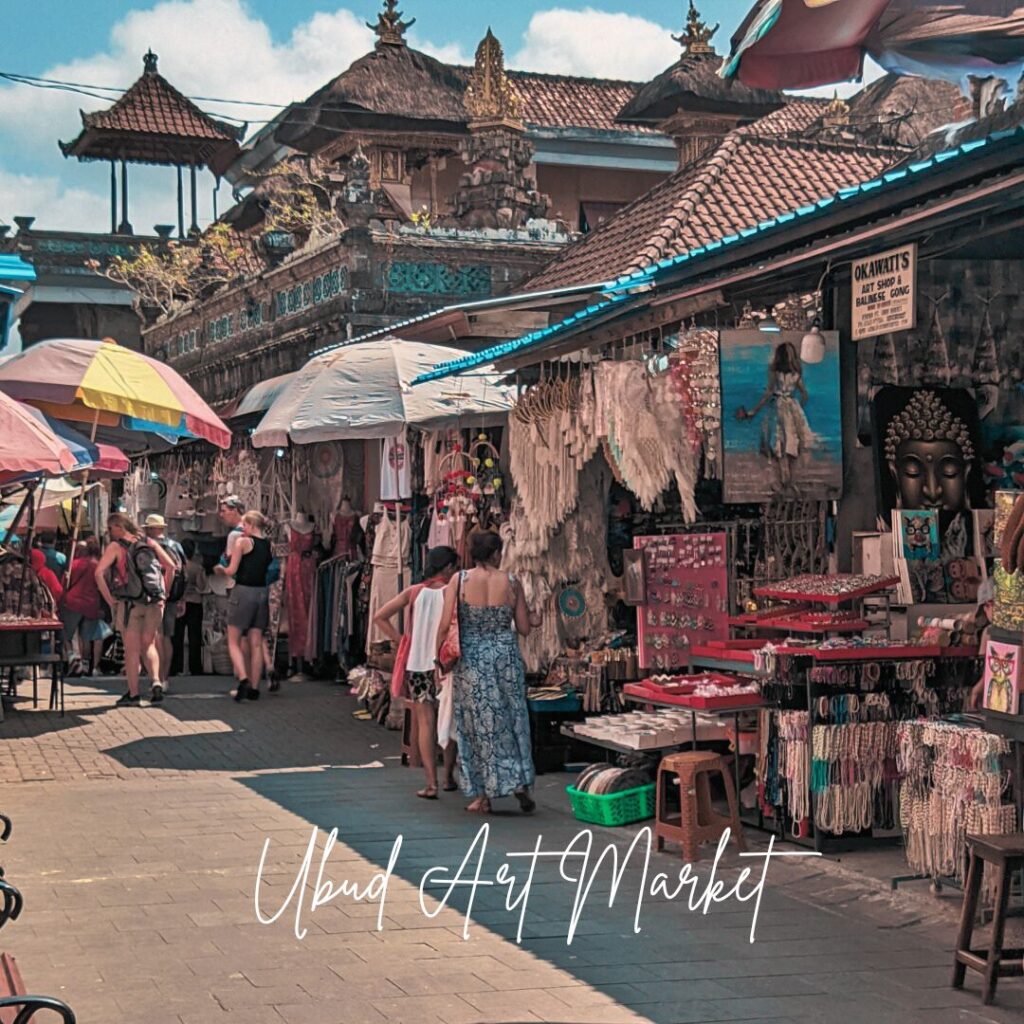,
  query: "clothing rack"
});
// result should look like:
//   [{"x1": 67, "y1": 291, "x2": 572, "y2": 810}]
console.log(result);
[{"x1": 308, "y1": 556, "x2": 363, "y2": 665}]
